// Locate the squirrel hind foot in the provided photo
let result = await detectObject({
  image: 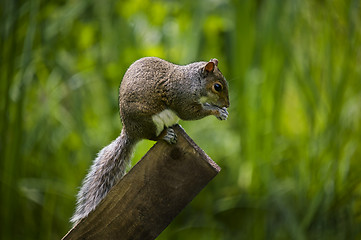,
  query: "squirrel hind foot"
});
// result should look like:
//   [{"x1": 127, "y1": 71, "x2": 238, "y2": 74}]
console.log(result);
[{"x1": 162, "y1": 127, "x2": 177, "y2": 144}]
